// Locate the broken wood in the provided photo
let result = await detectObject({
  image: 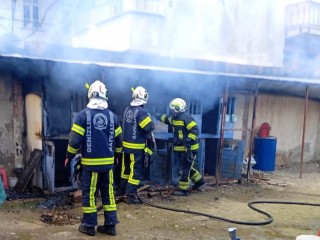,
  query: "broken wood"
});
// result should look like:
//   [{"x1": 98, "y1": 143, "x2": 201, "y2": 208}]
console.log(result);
[
  {"x1": 138, "y1": 184, "x2": 150, "y2": 192},
  {"x1": 14, "y1": 149, "x2": 43, "y2": 193}
]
